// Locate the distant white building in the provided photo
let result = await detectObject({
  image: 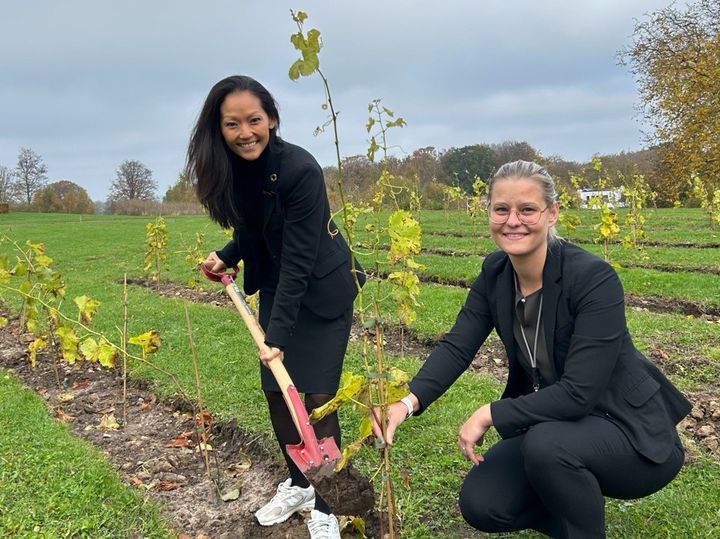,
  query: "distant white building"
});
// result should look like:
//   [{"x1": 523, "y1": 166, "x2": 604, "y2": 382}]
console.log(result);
[{"x1": 577, "y1": 188, "x2": 625, "y2": 209}]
